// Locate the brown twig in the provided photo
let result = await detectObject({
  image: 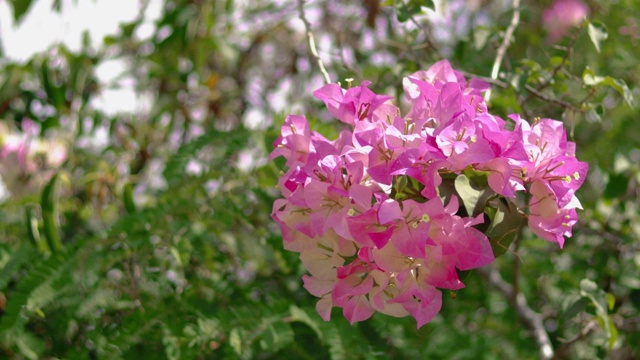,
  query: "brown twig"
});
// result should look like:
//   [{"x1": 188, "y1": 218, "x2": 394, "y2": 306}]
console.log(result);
[
  {"x1": 478, "y1": 265, "x2": 554, "y2": 359},
  {"x1": 458, "y1": 70, "x2": 508, "y2": 88},
  {"x1": 408, "y1": 15, "x2": 442, "y2": 61},
  {"x1": 524, "y1": 84, "x2": 583, "y2": 112},
  {"x1": 485, "y1": 0, "x2": 521, "y2": 101},
  {"x1": 297, "y1": 0, "x2": 331, "y2": 84},
  {"x1": 553, "y1": 319, "x2": 596, "y2": 359},
  {"x1": 536, "y1": 26, "x2": 583, "y2": 92}
]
